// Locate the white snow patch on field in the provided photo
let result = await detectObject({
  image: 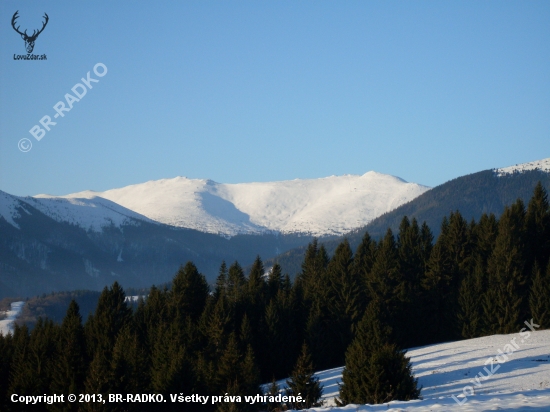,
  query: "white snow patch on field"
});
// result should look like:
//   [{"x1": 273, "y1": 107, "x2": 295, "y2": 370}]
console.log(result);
[
  {"x1": 0, "y1": 301, "x2": 24, "y2": 335},
  {"x1": 275, "y1": 329, "x2": 550, "y2": 411}
]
